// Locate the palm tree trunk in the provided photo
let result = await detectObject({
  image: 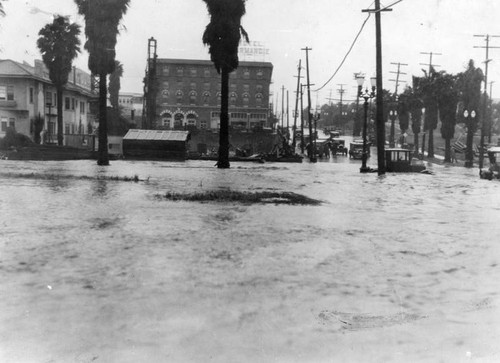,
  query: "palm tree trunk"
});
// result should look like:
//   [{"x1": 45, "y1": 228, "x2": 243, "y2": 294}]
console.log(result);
[
  {"x1": 98, "y1": 72, "x2": 109, "y2": 166},
  {"x1": 217, "y1": 67, "x2": 230, "y2": 168},
  {"x1": 428, "y1": 128, "x2": 434, "y2": 158},
  {"x1": 413, "y1": 132, "x2": 419, "y2": 155},
  {"x1": 56, "y1": 87, "x2": 64, "y2": 146},
  {"x1": 444, "y1": 138, "x2": 451, "y2": 162}
]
